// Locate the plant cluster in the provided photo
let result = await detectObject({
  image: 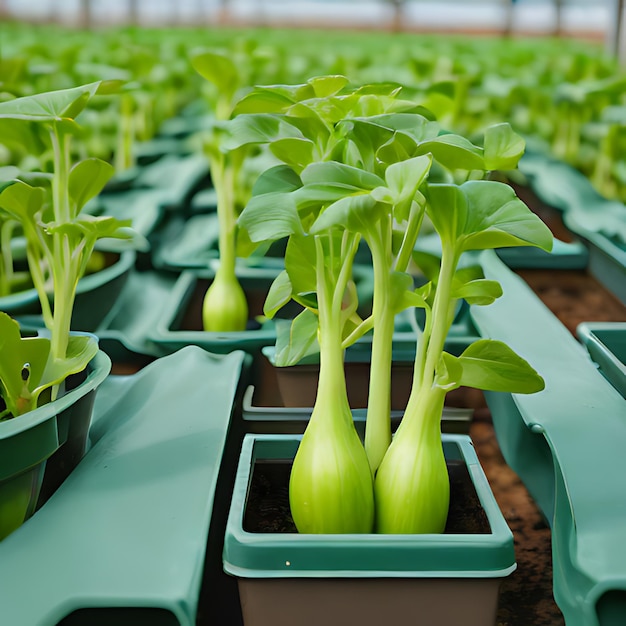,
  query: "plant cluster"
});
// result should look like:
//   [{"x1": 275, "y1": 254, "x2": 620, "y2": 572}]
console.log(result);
[{"x1": 229, "y1": 76, "x2": 553, "y2": 534}]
